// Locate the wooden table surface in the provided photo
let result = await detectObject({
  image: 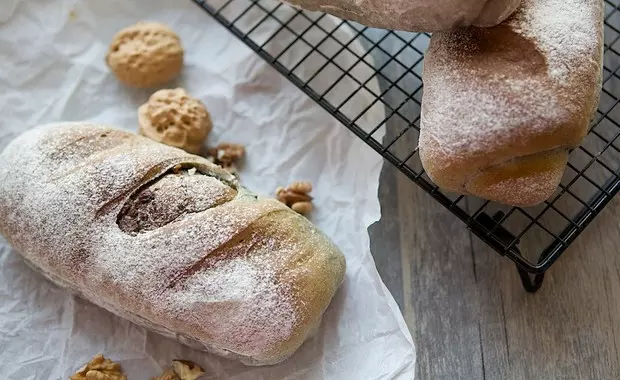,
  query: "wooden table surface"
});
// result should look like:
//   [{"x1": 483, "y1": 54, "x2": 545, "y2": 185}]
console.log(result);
[
  {"x1": 354, "y1": 23, "x2": 620, "y2": 379},
  {"x1": 369, "y1": 157, "x2": 620, "y2": 380}
]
